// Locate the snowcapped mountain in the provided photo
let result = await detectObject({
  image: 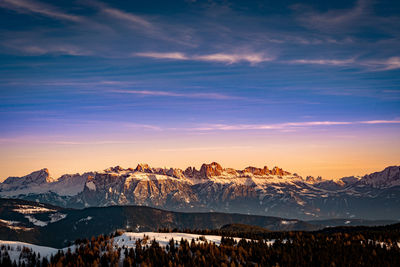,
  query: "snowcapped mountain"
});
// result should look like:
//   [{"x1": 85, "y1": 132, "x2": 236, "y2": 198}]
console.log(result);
[
  {"x1": 1, "y1": 169, "x2": 53, "y2": 191},
  {"x1": 358, "y1": 166, "x2": 400, "y2": 188},
  {"x1": 1, "y1": 163, "x2": 399, "y2": 220}
]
